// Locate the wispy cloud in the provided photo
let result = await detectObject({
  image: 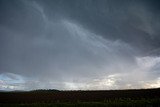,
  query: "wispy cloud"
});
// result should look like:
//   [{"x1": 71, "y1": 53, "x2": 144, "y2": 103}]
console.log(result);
[{"x1": 0, "y1": 0, "x2": 160, "y2": 90}]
